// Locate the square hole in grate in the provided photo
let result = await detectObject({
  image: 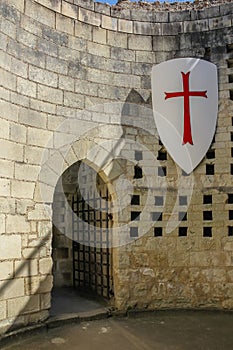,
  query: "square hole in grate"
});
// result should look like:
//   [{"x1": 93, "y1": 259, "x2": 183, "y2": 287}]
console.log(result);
[
  {"x1": 154, "y1": 227, "x2": 162, "y2": 237},
  {"x1": 130, "y1": 227, "x2": 138, "y2": 238},
  {"x1": 231, "y1": 132, "x2": 233, "y2": 142},
  {"x1": 131, "y1": 195, "x2": 140, "y2": 205},
  {"x1": 179, "y1": 212, "x2": 187, "y2": 221},
  {"x1": 206, "y1": 164, "x2": 214, "y2": 175},
  {"x1": 131, "y1": 211, "x2": 141, "y2": 221},
  {"x1": 231, "y1": 164, "x2": 233, "y2": 175},
  {"x1": 155, "y1": 196, "x2": 164, "y2": 206},
  {"x1": 203, "y1": 195, "x2": 212, "y2": 204},
  {"x1": 179, "y1": 196, "x2": 187, "y2": 205},
  {"x1": 203, "y1": 227, "x2": 212, "y2": 237},
  {"x1": 228, "y1": 194, "x2": 233, "y2": 204},
  {"x1": 229, "y1": 210, "x2": 233, "y2": 220},
  {"x1": 179, "y1": 227, "x2": 187, "y2": 236},
  {"x1": 231, "y1": 148, "x2": 233, "y2": 158},
  {"x1": 206, "y1": 149, "x2": 215, "y2": 159},
  {"x1": 157, "y1": 151, "x2": 167, "y2": 161},
  {"x1": 228, "y1": 226, "x2": 233, "y2": 236},
  {"x1": 158, "y1": 166, "x2": 166, "y2": 177},
  {"x1": 134, "y1": 165, "x2": 143, "y2": 179},
  {"x1": 203, "y1": 211, "x2": 213, "y2": 220},
  {"x1": 151, "y1": 212, "x2": 162, "y2": 221},
  {"x1": 135, "y1": 150, "x2": 143, "y2": 161}
]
